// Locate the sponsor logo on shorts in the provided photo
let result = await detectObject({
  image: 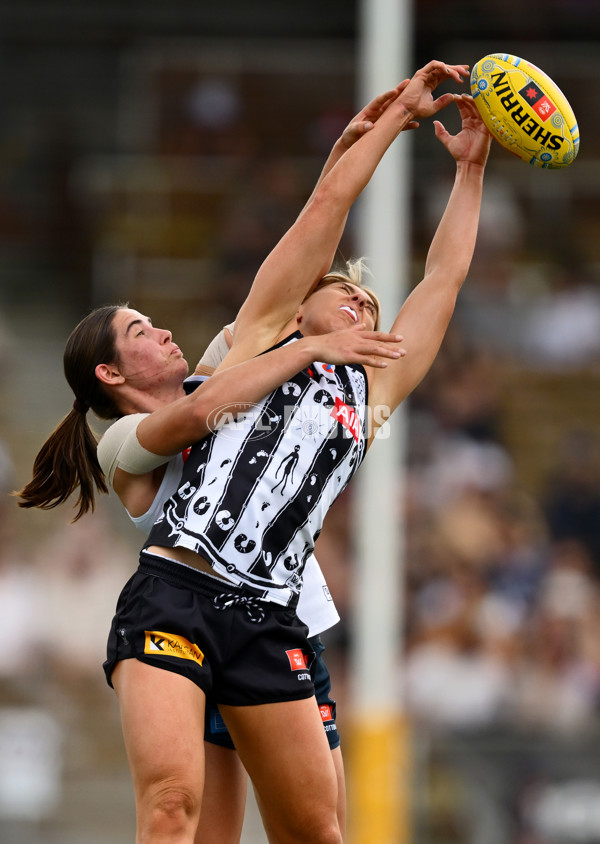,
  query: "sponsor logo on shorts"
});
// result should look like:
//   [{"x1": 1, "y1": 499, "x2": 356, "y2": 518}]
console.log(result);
[
  {"x1": 144, "y1": 630, "x2": 204, "y2": 666},
  {"x1": 286, "y1": 648, "x2": 309, "y2": 670},
  {"x1": 319, "y1": 704, "x2": 334, "y2": 722},
  {"x1": 285, "y1": 648, "x2": 315, "y2": 681}
]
